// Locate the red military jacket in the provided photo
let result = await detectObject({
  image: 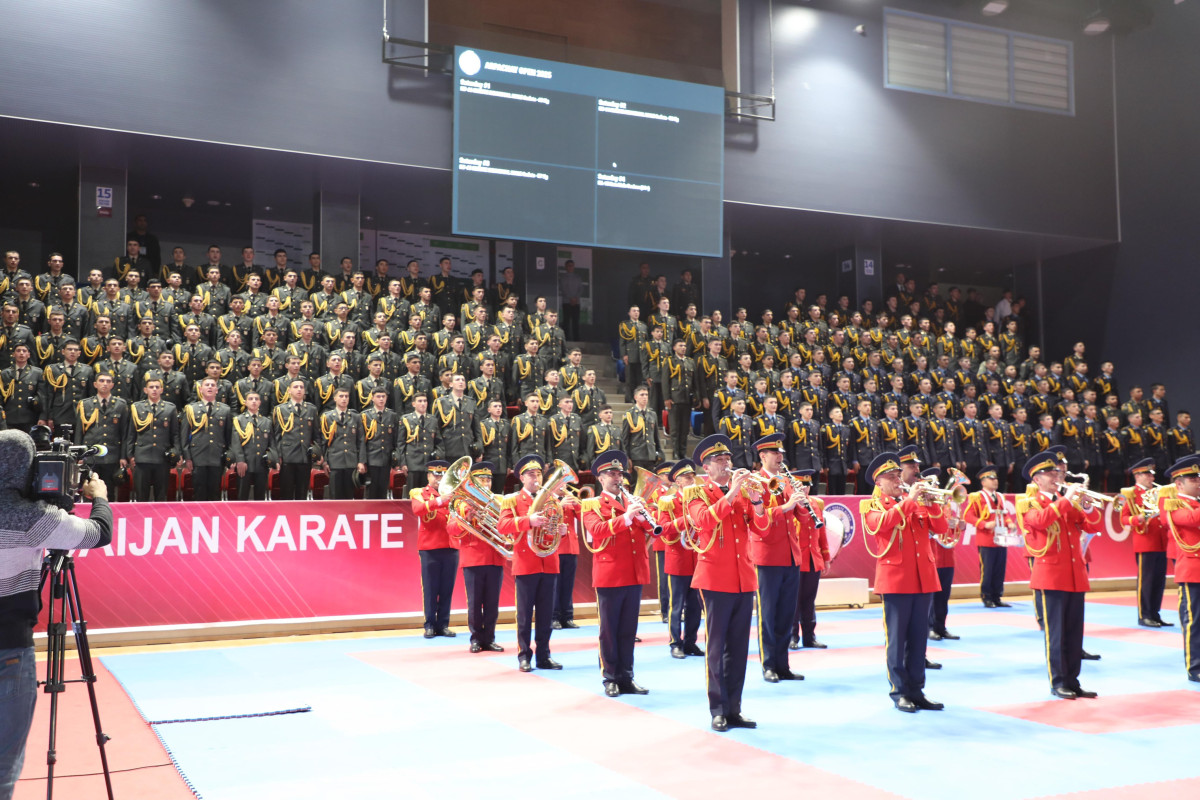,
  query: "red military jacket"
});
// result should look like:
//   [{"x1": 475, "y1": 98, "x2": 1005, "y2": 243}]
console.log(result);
[
  {"x1": 448, "y1": 507, "x2": 507, "y2": 569},
  {"x1": 498, "y1": 490, "x2": 578, "y2": 576},
  {"x1": 1018, "y1": 491, "x2": 1100, "y2": 592},
  {"x1": 963, "y1": 490, "x2": 1006, "y2": 548},
  {"x1": 1120, "y1": 485, "x2": 1168, "y2": 553},
  {"x1": 685, "y1": 478, "x2": 768, "y2": 593},
  {"x1": 582, "y1": 491, "x2": 653, "y2": 588},
  {"x1": 650, "y1": 484, "x2": 669, "y2": 553},
  {"x1": 862, "y1": 492, "x2": 944, "y2": 594},
  {"x1": 1163, "y1": 492, "x2": 1200, "y2": 583},
  {"x1": 411, "y1": 485, "x2": 453, "y2": 550},
  {"x1": 795, "y1": 496, "x2": 829, "y2": 573},
  {"x1": 934, "y1": 534, "x2": 957, "y2": 569},
  {"x1": 658, "y1": 490, "x2": 697, "y2": 577},
  {"x1": 752, "y1": 470, "x2": 805, "y2": 568}
]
